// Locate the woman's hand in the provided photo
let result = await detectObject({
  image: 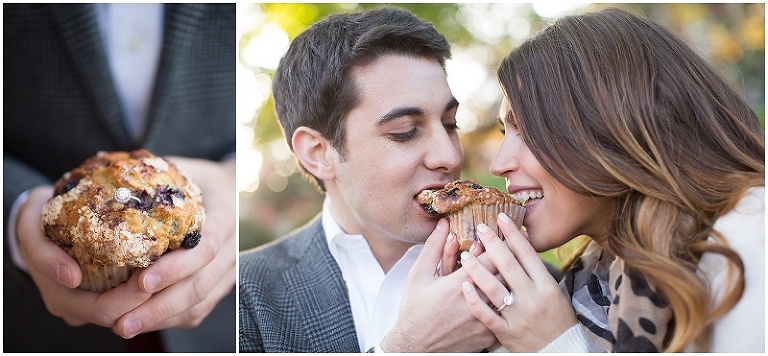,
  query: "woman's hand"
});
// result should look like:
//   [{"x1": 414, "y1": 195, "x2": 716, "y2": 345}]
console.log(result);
[{"x1": 459, "y1": 212, "x2": 577, "y2": 352}]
